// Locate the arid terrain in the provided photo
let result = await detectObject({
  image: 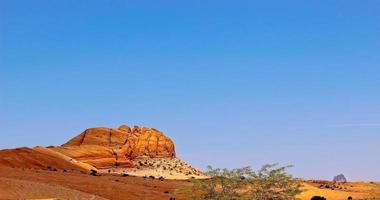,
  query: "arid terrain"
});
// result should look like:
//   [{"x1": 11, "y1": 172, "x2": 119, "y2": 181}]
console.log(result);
[
  {"x1": 0, "y1": 125, "x2": 378, "y2": 200},
  {"x1": 0, "y1": 166, "x2": 378, "y2": 200},
  {"x1": 299, "y1": 180, "x2": 380, "y2": 200},
  {"x1": 0, "y1": 166, "x2": 189, "y2": 200}
]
